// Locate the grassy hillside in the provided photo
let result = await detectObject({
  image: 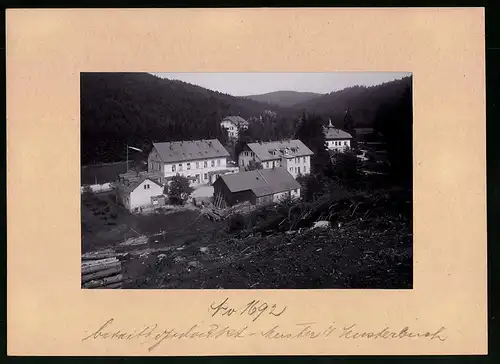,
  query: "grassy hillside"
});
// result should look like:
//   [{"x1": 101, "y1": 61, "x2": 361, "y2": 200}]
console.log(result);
[{"x1": 243, "y1": 90, "x2": 323, "y2": 108}]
